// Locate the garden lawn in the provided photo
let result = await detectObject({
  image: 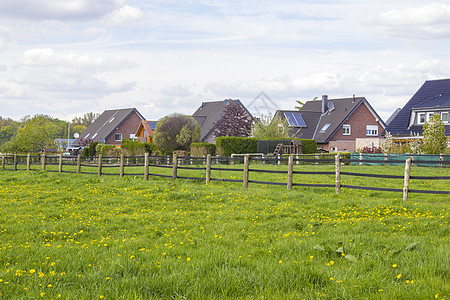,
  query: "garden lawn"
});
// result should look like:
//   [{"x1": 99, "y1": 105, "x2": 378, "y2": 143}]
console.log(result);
[{"x1": 0, "y1": 169, "x2": 448, "y2": 299}]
